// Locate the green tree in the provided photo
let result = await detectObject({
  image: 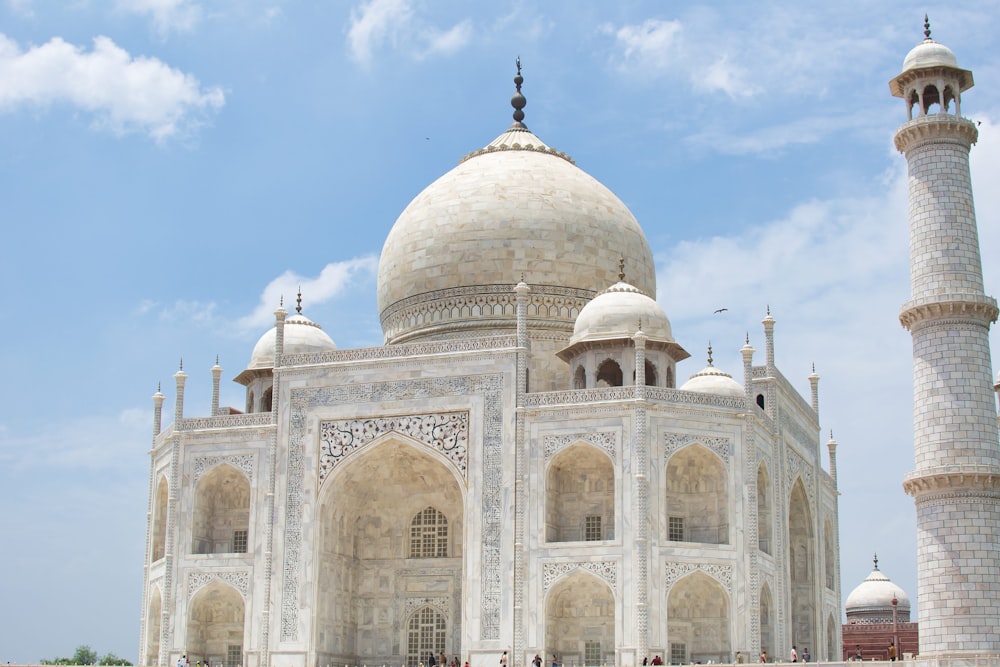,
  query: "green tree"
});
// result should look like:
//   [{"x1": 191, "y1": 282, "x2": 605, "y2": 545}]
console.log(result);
[
  {"x1": 99, "y1": 653, "x2": 132, "y2": 666},
  {"x1": 72, "y1": 646, "x2": 98, "y2": 665}
]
